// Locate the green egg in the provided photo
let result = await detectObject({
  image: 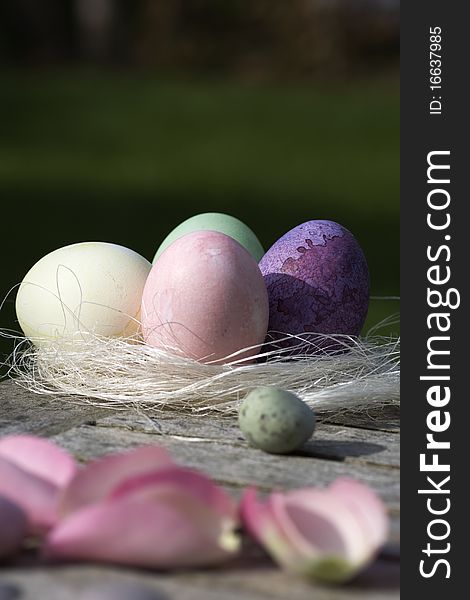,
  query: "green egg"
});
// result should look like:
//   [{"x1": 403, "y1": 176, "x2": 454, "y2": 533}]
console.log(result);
[
  {"x1": 153, "y1": 213, "x2": 264, "y2": 263},
  {"x1": 238, "y1": 387, "x2": 316, "y2": 454}
]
